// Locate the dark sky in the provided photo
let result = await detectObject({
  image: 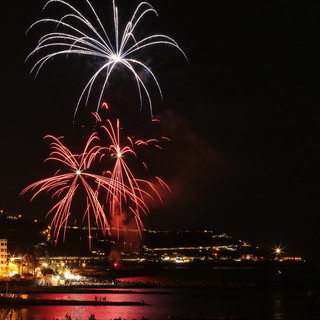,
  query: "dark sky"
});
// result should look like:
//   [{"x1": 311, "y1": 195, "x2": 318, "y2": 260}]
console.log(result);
[{"x1": 1, "y1": 1, "x2": 320, "y2": 264}]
